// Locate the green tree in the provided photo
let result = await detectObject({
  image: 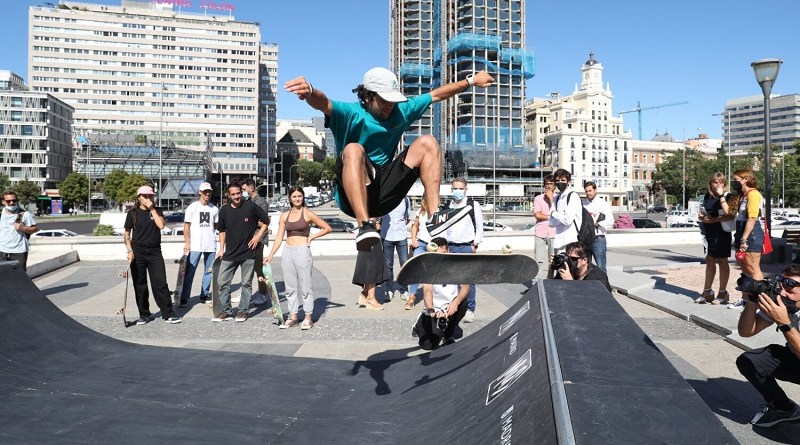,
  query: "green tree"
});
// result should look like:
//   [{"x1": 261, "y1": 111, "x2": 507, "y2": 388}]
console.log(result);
[
  {"x1": 117, "y1": 174, "x2": 149, "y2": 204},
  {"x1": 296, "y1": 159, "x2": 324, "y2": 187},
  {"x1": 102, "y1": 169, "x2": 129, "y2": 208},
  {"x1": 11, "y1": 178, "x2": 41, "y2": 206},
  {"x1": 322, "y1": 156, "x2": 336, "y2": 180},
  {"x1": 653, "y1": 147, "x2": 715, "y2": 206},
  {"x1": 0, "y1": 173, "x2": 10, "y2": 192},
  {"x1": 59, "y1": 172, "x2": 89, "y2": 209}
]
